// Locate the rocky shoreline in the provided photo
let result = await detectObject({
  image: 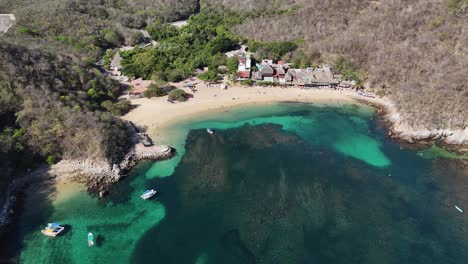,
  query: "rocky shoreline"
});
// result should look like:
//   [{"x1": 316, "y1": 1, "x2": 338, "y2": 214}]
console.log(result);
[
  {"x1": 352, "y1": 94, "x2": 468, "y2": 147},
  {"x1": 49, "y1": 143, "x2": 175, "y2": 193},
  {"x1": 1, "y1": 92, "x2": 466, "y2": 236},
  {"x1": 0, "y1": 165, "x2": 54, "y2": 232},
  {"x1": 0, "y1": 137, "x2": 174, "y2": 232}
]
